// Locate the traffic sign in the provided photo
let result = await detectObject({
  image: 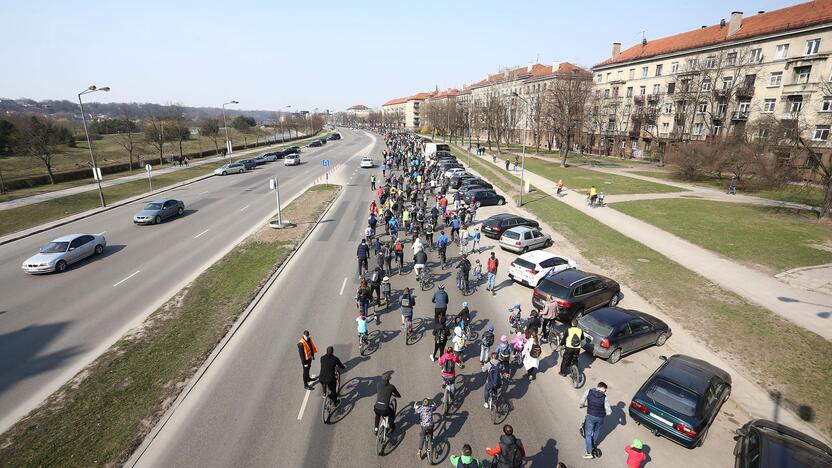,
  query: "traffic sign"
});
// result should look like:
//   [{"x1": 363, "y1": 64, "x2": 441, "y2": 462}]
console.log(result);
[
  {"x1": 322, "y1": 159, "x2": 330, "y2": 167},
  {"x1": 145, "y1": 164, "x2": 152, "y2": 172}
]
